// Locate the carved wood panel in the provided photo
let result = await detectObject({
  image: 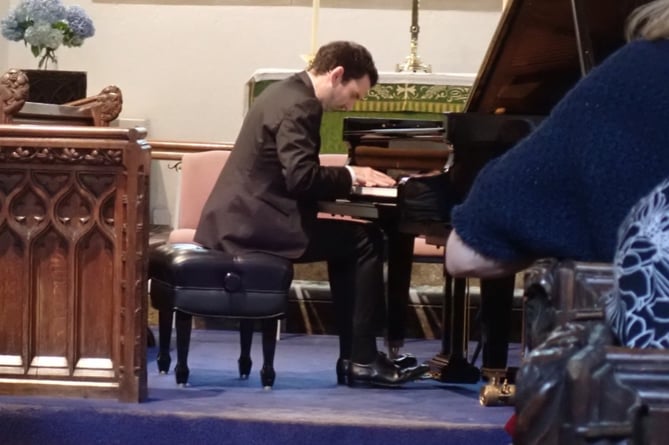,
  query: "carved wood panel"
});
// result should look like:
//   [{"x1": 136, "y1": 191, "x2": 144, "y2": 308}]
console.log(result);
[{"x1": 0, "y1": 125, "x2": 150, "y2": 402}]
